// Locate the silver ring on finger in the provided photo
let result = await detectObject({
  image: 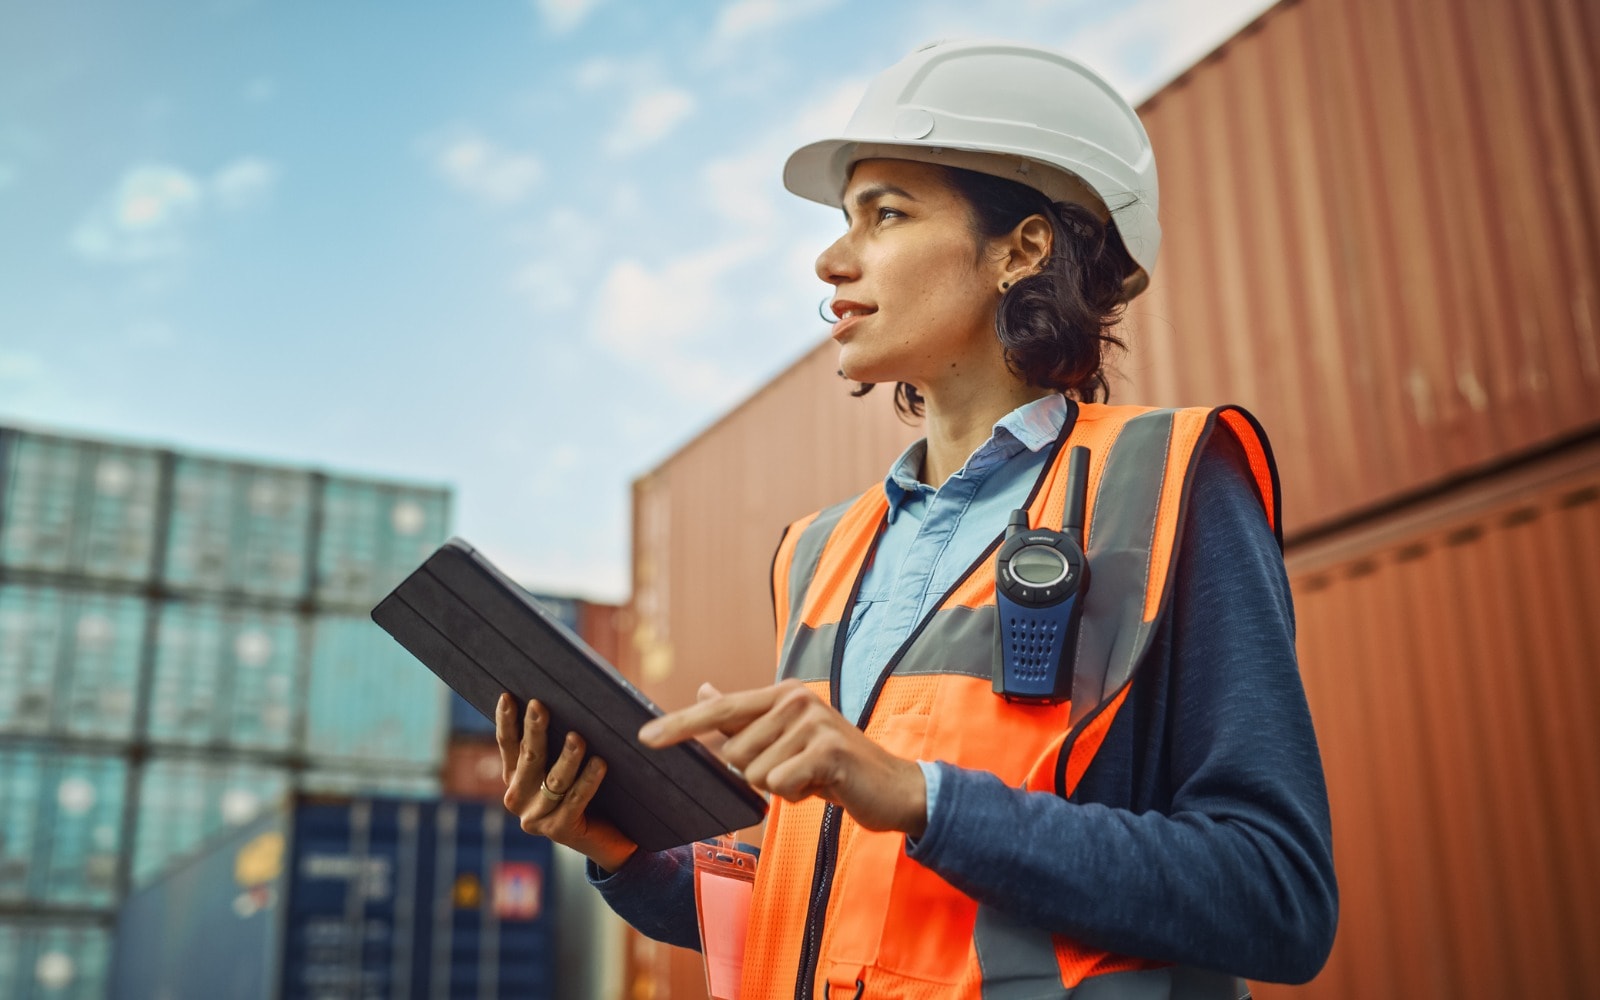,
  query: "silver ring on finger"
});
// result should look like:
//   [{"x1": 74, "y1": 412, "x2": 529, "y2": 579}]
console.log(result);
[{"x1": 539, "y1": 778, "x2": 567, "y2": 804}]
